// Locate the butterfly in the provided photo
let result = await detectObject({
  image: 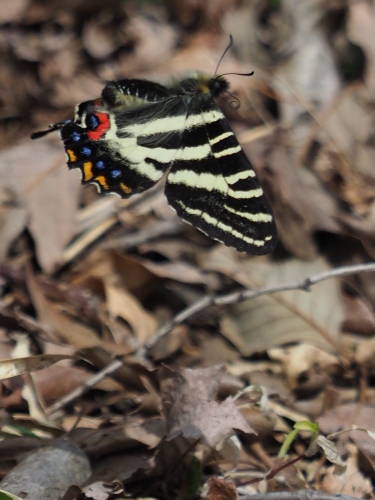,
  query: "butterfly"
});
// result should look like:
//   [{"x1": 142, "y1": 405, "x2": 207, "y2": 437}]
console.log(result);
[{"x1": 32, "y1": 72, "x2": 277, "y2": 254}]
